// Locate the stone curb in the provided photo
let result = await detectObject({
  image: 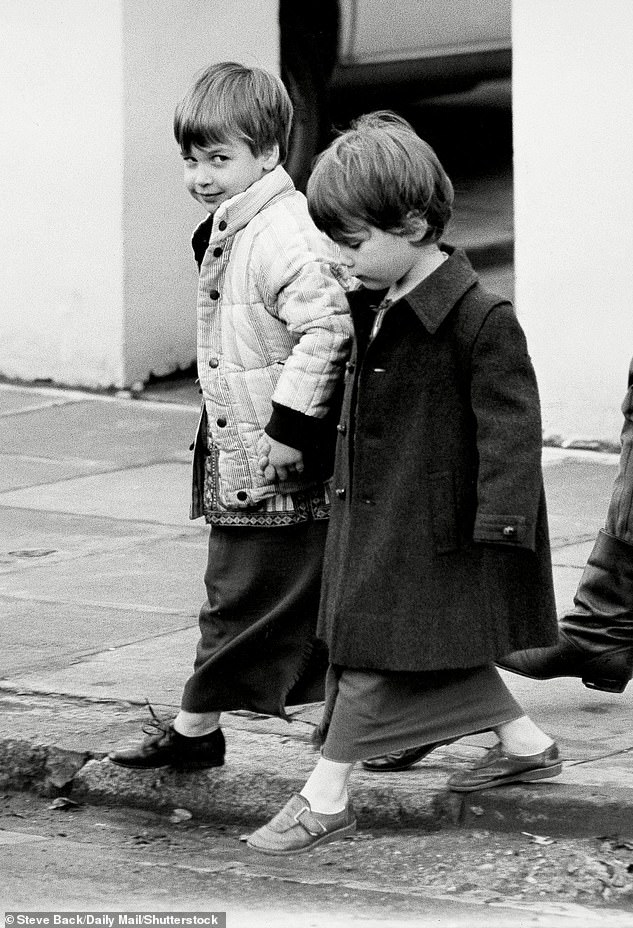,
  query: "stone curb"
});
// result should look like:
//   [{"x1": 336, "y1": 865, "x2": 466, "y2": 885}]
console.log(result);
[{"x1": 2, "y1": 690, "x2": 633, "y2": 838}]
